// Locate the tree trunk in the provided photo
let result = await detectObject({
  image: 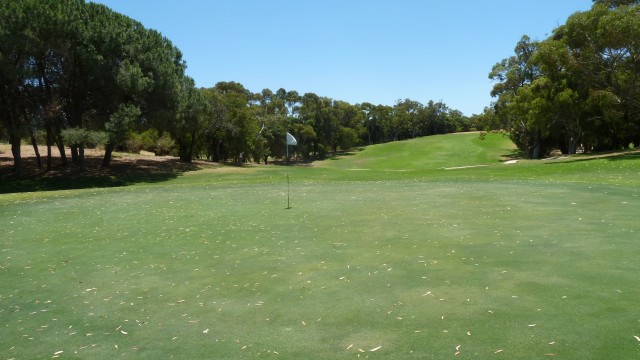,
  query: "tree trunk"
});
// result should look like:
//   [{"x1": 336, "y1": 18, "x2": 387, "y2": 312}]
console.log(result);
[
  {"x1": 188, "y1": 132, "x2": 196, "y2": 162},
  {"x1": 78, "y1": 145, "x2": 86, "y2": 172},
  {"x1": 102, "y1": 143, "x2": 114, "y2": 167},
  {"x1": 55, "y1": 131, "x2": 68, "y2": 166},
  {"x1": 30, "y1": 131, "x2": 42, "y2": 170},
  {"x1": 45, "y1": 124, "x2": 53, "y2": 171},
  {"x1": 179, "y1": 141, "x2": 192, "y2": 163},
  {"x1": 71, "y1": 146, "x2": 79, "y2": 165},
  {"x1": 532, "y1": 127, "x2": 542, "y2": 159},
  {"x1": 215, "y1": 139, "x2": 223, "y2": 162},
  {"x1": 10, "y1": 134, "x2": 23, "y2": 177}
]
